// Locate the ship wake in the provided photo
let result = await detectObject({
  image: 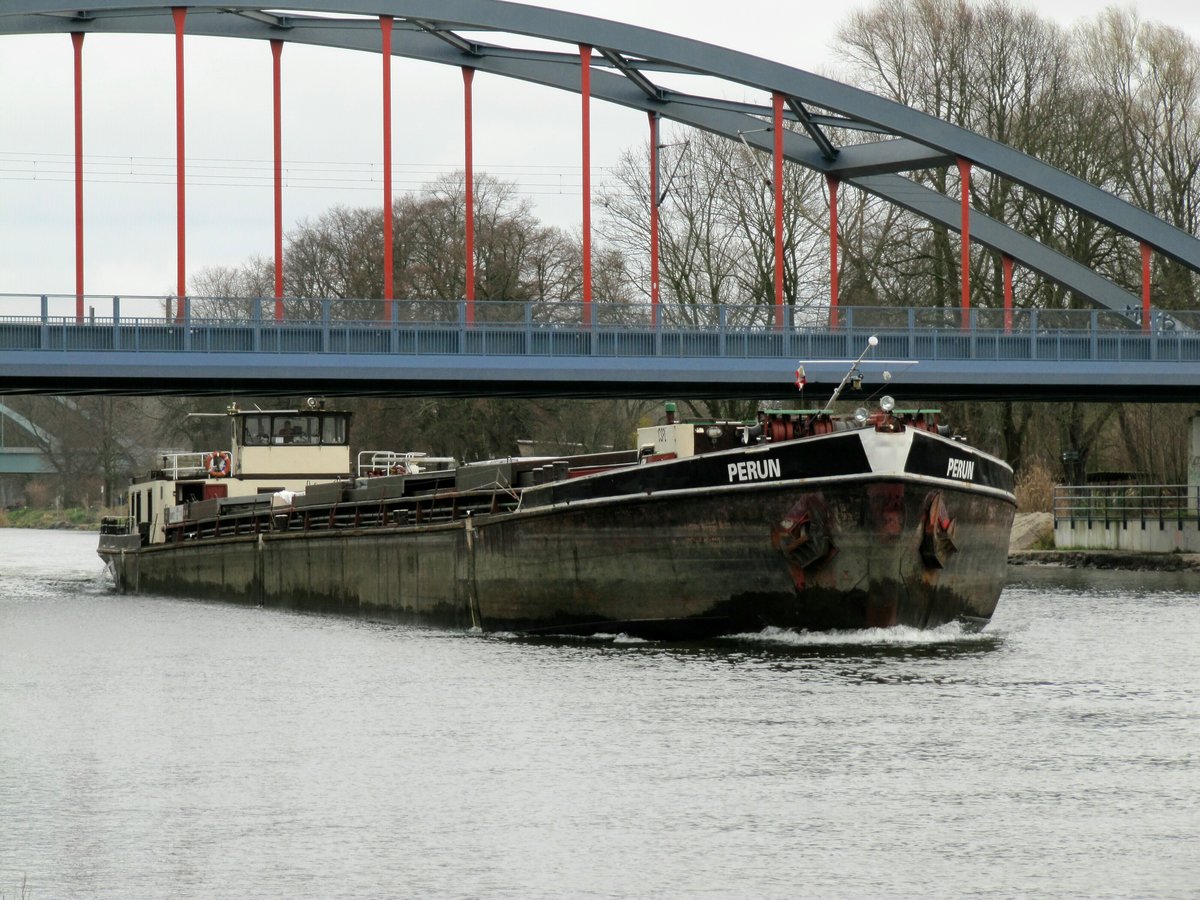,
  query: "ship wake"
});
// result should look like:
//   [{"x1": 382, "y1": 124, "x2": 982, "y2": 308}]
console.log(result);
[{"x1": 728, "y1": 622, "x2": 1000, "y2": 648}]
